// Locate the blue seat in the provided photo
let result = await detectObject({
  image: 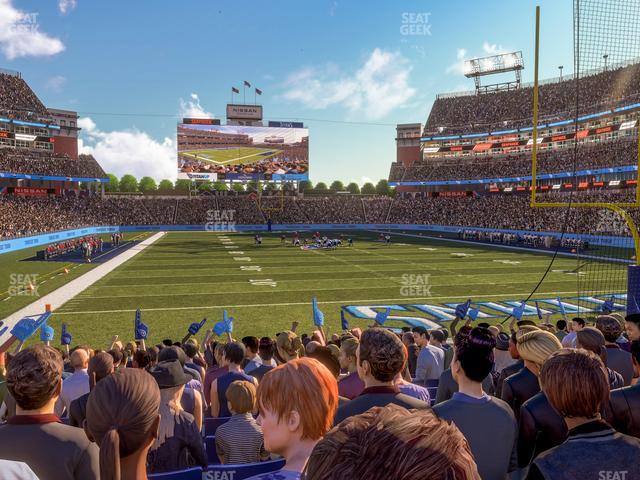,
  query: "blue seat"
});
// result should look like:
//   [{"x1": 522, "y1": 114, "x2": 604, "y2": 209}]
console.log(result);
[
  {"x1": 204, "y1": 435, "x2": 220, "y2": 464},
  {"x1": 204, "y1": 416, "x2": 231, "y2": 436},
  {"x1": 206, "y1": 458, "x2": 286, "y2": 480},
  {"x1": 148, "y1": 467, "x2": 203, "y2": 480}
]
